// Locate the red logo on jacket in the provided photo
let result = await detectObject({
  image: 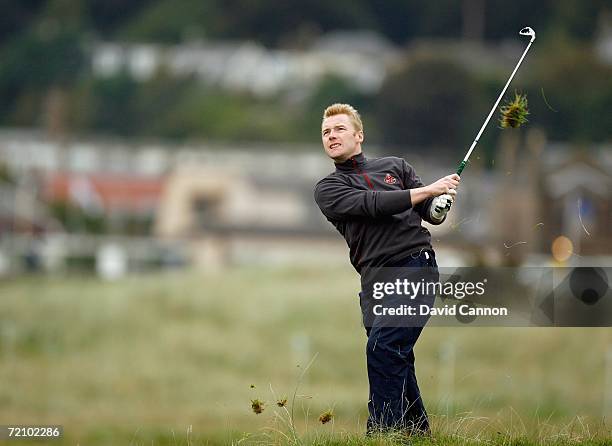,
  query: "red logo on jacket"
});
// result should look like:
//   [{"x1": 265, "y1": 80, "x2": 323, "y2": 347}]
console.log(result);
[{"x1": 384, "y1": 174, "x2": 397, "y2": 185}]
